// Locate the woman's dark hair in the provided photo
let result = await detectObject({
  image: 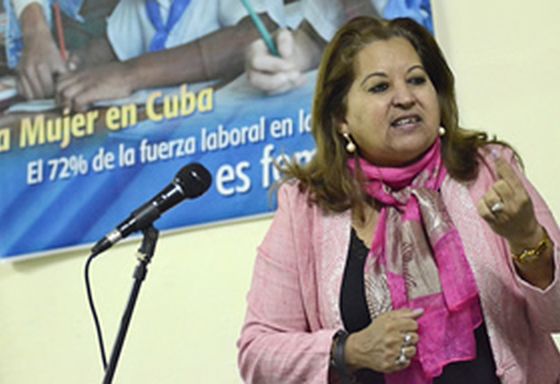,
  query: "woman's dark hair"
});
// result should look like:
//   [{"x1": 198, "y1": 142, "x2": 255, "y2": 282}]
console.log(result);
[{"x1": 283, "y1": 16, "x2": 506, "y2": 216}]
